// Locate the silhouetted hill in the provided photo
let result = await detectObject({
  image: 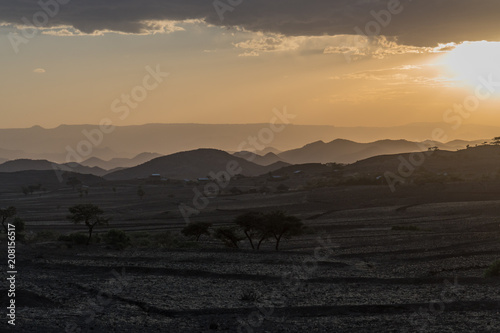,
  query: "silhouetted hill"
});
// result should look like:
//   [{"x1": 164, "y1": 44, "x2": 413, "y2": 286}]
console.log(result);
[
  {"x1": 345, "y1": 145, "x2": 500, "y2": 179},
  {"x1": 105, "y1": 149, "x2": 289, "y2": 180},
  {"x1": 233, "y1": 151, "x2": 283, "y2": 166},
  {"x1": 276, "y1": 139, "x2": 489, "y2": 164},
  {"x1": 0, "y1": 159, "x2": 108, "y2": 176},
  {"x1": 259, "y1": 147, "x2": 282, "y2": 155},
  {"x1": 80, "y1": 152, "x2": 162, "y2": 170},
  {"x1": 0, "y1": 123, "x2": 496, "y2": 162},
  {"x1": 0, "y1": 170, "x2": 104, "y2": 192}
]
